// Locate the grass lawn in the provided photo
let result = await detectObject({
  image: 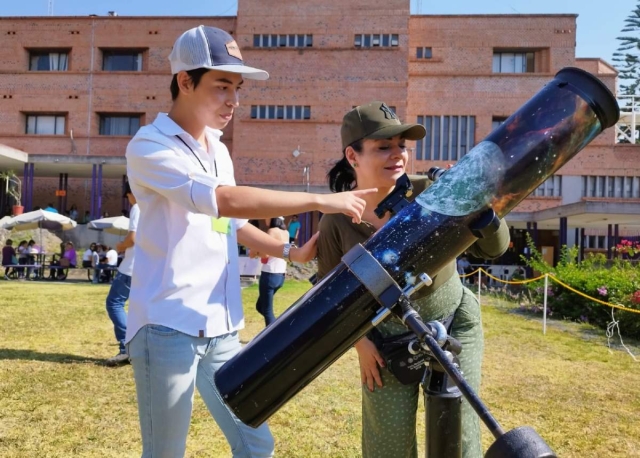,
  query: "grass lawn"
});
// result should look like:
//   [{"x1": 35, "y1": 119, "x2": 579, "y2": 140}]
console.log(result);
[{"x1": 1, "y1": 280, "x2": 639, "y2": 457}]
